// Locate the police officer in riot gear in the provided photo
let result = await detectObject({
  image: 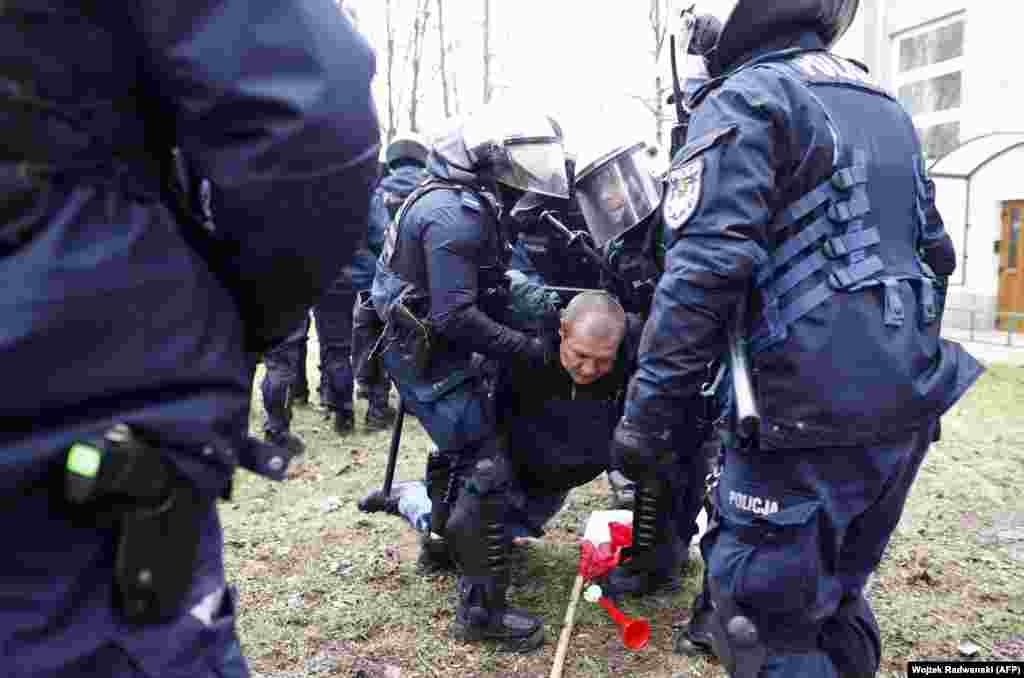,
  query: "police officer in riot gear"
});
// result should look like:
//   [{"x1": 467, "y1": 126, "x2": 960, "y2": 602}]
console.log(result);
[
  {"x1": 612, "y1": 1, "x2": 983, "y2": 676},
  {"x1": 352, "y1": 134, "x2": 429, "y2": 430},
  {"x1": 576, "y1": 141, "x2": 665, "y2": 316},
  {"x1": 0, "y1": 3, "x2": 379, "y2": 676},
  {"x1": 574, "y1": 141, "x2": 712, "y2": 598},
  {"x1": 372, "y1": 103, "x2": 569, "y2": 651}
]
